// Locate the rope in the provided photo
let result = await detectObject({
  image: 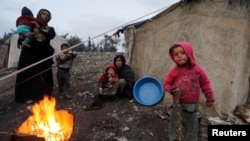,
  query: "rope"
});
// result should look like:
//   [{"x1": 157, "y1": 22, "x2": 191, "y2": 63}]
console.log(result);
[
  {"x1": 0, "y1": 131, "x2": 19, "y2": 136},
  {"x1": 0, "y1": 3, "x2": 175, "y2": 82},
  {"x1": 0, "y1": 66, "x2": 55, "y2": 95}
]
